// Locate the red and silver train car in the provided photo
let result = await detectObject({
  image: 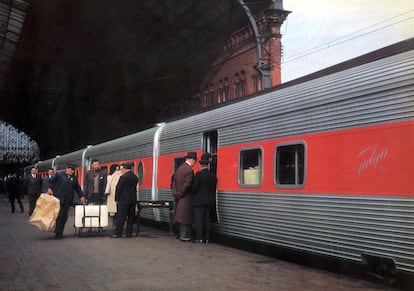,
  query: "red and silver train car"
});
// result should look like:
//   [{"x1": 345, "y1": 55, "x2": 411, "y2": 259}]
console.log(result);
[{"x1": 34, "y1": 39, "x2": 414, "y2": 280}]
